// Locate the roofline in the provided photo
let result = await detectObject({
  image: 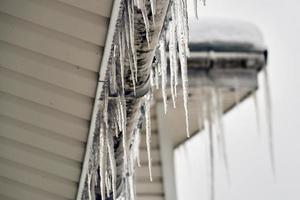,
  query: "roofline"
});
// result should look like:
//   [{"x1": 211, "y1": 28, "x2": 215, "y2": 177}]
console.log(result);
[{"x1": 76, "y1": 0, "x2": 121, "y2": 199}]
